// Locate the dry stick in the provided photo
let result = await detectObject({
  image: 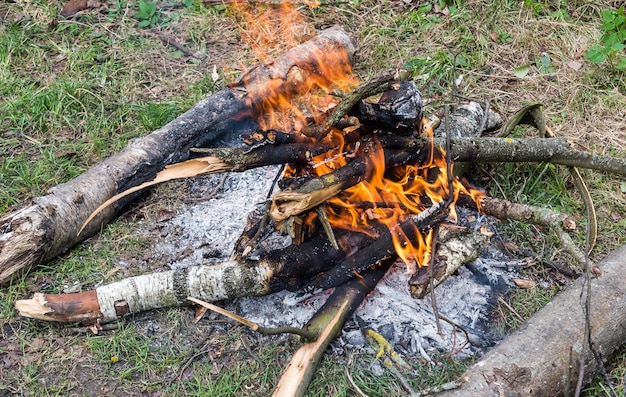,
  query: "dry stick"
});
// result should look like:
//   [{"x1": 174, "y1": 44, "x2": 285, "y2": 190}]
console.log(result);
[
  {"x1": 194, "y1": 136, "x2": 626, "y2": 180},
  {"x1": 428, "y1": 103, "x2": 456, "y2": 335},
  {"x1": 500, "y1": 103, "x2": 598, "y2": 254},
  {"x1": 272, "y1": 259, "x2": 393, "y2": 397},
  {"x1": 151, "y1": 28, "x2": 204, "y2": 59},
  {"x1": 574, "y1": 262, "x2": 592, "y2": 397},
  {"x1": 315, "y1": 206, "x2": 339, "y2": 250},
  {"x1": 301, "y1": 69, "x2": 411, "y2": 140},
  {"x1": 429, "y1": 225, "x2": 442, "y2": 335},
  {"x1": 481, "y1": 196, "x2": 588, "y2": 270},
  {"x1": 345, "y1": 353, "x2": 370, "y2": 397},
  {"x1": 187, "y1": 297, "x2": 318, "y2": 340},
  {"x1": 241, "y1": 164, "x2": 285, "y2": 257}
]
